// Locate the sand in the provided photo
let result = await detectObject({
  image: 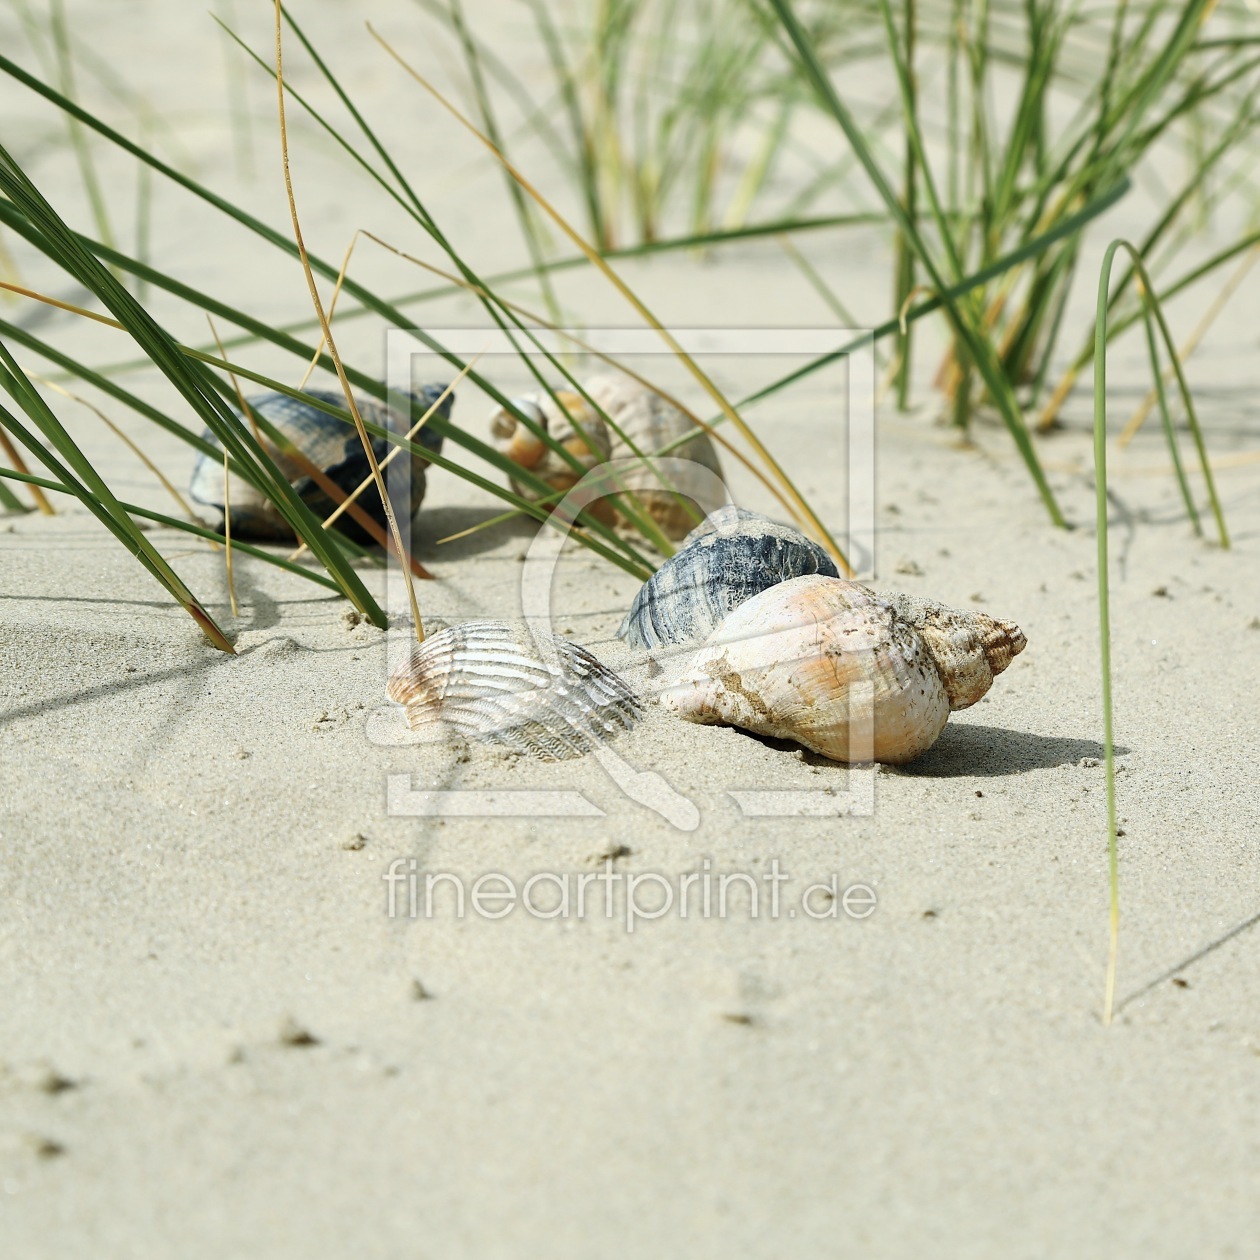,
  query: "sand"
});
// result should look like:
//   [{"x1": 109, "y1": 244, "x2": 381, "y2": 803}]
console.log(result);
[{"x1": 2, "y1": 3, "x2": 1260, "y2": 1256}]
